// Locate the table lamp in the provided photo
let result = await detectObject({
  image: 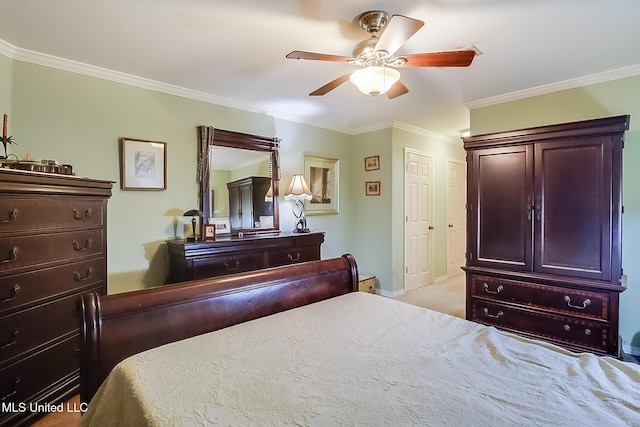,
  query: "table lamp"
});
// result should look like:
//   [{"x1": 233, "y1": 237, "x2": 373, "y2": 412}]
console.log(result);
[
  {"x1": 284, "y1": 174, "x2": 312, "y2": 233},
  {"x1": 183, "y1": 209, "x2": 203, "y2": 242}
]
